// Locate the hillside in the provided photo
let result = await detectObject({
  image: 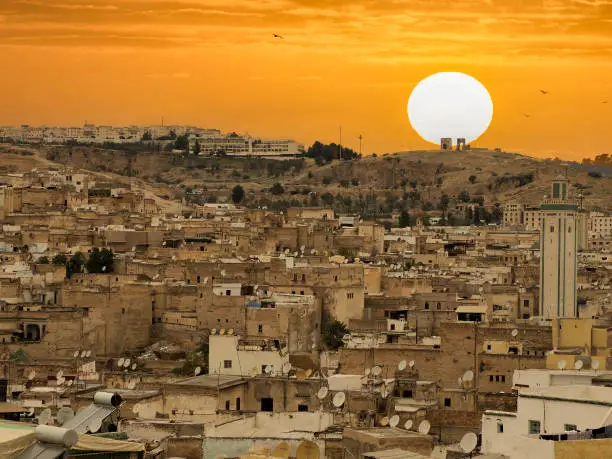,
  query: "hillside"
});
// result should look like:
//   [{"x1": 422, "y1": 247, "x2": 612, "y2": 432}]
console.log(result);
[{"x1": 2, "y1": 143, "x2": 611, "y2": 217}]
